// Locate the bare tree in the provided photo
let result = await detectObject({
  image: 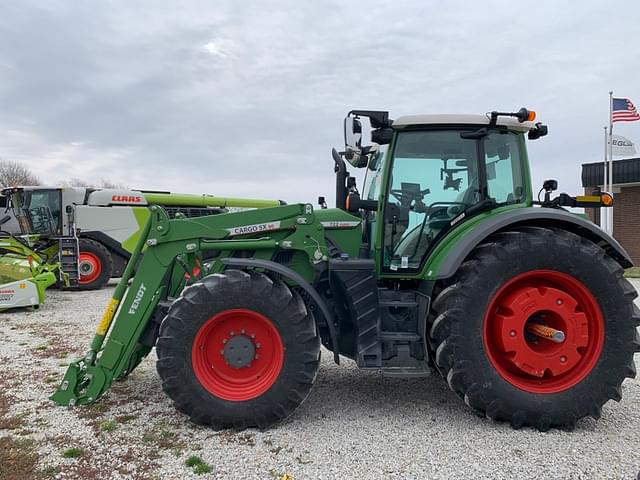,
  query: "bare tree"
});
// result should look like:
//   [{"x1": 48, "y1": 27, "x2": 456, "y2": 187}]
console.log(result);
[
  {"x1": 58, "y1": 177, "x2": 127, "y2": 189},
  {"x1": 99, "y1": 178, "x2": 126, "y2": 189},
  {"x1": 59, "y1": 177, "x2": 93, "y2": 188},
  {"x1": 0, "y1": 160, "x2": 40, "y2": 187}
]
